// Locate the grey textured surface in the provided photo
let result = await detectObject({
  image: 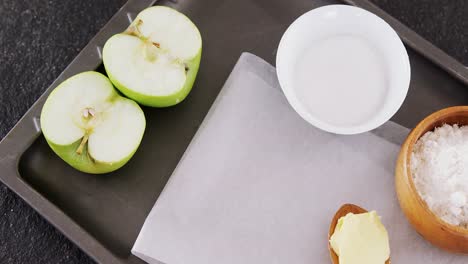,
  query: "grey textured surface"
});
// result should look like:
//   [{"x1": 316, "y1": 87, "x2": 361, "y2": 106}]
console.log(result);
[
  {"x1": 371, "y1": 0, "x2": 468, "y2": 65},
  {"x1": 0, "y1": 0, "x2": 466, "y2": 263}
]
